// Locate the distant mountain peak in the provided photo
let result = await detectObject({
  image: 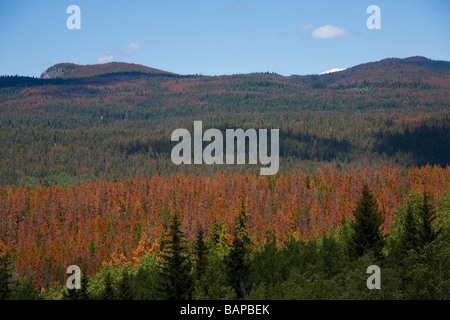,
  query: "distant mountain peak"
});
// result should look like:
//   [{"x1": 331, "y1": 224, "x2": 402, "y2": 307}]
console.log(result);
[
  {"x1": 40, "y1": 62, "x2": 176, "y2": 79},
  {"x1": 356, "y1": 56, "x2": 450, "y2": 70},
  {"x1": 403, "y1": 56, "x2": 432, "y2": 63}
]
